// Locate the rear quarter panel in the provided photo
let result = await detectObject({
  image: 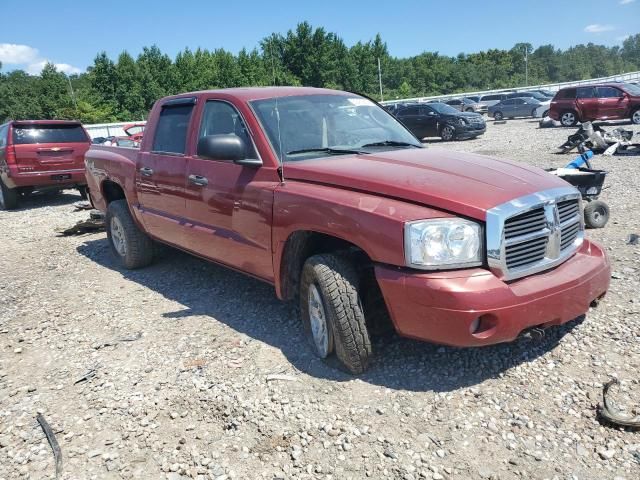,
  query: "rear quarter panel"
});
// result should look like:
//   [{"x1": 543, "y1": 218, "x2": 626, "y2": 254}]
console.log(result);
[{"x1": 85, "y1": 145, "x2": 140, "y2": 211}]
